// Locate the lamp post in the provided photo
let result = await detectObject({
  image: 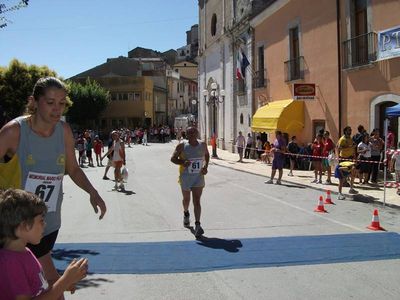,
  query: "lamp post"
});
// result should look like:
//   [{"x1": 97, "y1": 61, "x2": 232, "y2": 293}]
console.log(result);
[
  {"x1": 191, "y1": 98, "x2": 198, "y2": 122},
  {"x1": 203, "y1": 82, "x2": 225, "y2": 158}
]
